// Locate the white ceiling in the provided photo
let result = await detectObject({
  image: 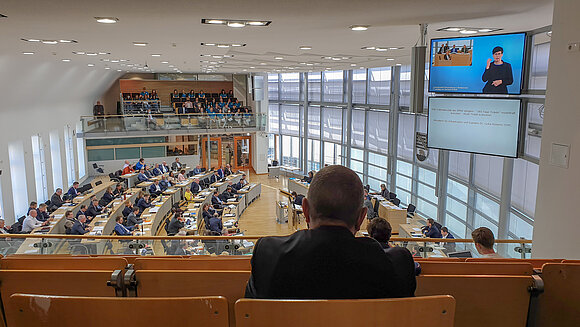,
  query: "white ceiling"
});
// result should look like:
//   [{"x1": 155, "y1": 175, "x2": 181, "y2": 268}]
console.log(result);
[{"x1": 0, "y1": 0, "x2": 554, "y2": 74}]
